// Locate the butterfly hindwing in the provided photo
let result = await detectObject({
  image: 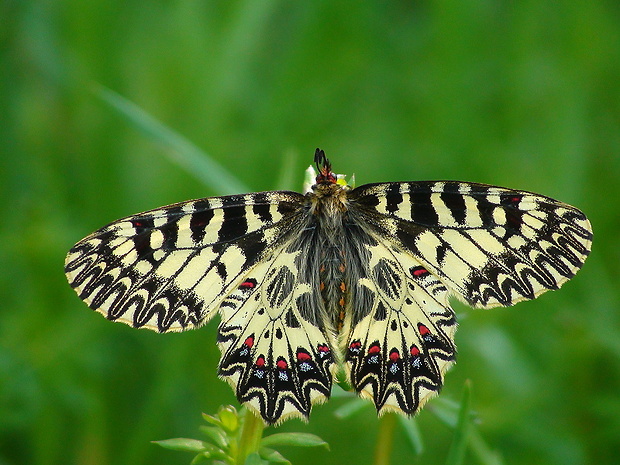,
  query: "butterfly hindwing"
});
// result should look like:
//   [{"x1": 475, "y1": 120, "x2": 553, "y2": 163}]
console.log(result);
[
  {"x1": 342, "y1": 238, "x2": 457, "y2": 416},
  {"x1": 65, "y1": 191, "x2": 306, "y2": 332},
  {"x1": 217, "y1": 244, "x2": 337, "y2": 424},
  {"x1": 349, "y1": 181, "x2": 592, "y2": 309}
]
